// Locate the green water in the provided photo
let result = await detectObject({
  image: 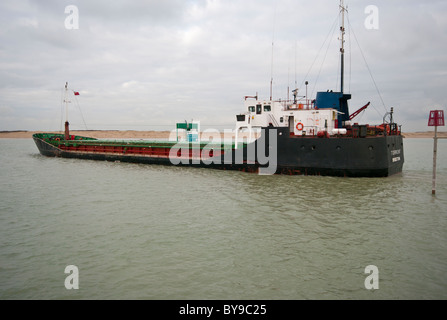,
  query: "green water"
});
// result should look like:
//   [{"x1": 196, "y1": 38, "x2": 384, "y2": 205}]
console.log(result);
[{"x1": 0, "y1": 138, "x2": 446, "y2": 299}]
